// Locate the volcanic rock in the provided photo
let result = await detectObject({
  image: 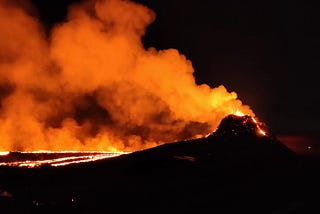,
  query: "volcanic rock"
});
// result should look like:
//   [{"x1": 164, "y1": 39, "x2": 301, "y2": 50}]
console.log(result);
[
  {"x1": 0, "y1": 114, "x2": 318, "y2": 214},
  {"x1": 211, "y1": 114, "x2": 265, "y2": 137}
]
